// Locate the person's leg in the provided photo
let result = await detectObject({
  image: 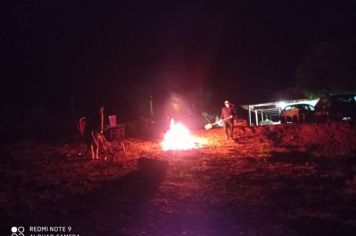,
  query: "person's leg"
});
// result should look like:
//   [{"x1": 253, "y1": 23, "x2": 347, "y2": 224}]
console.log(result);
[
  {"x1": 229, "y1": 120, "x2": 234, "y2": 139},
  {"x1": 228, "y1": 122, "x2": 233, "y2": 139},
  {"x1": 224, "y1": 121, "x2": 229, "y2": 139},
  {"x1": 90, "y1": 144, "x2": 95, "y2": 160},
  {"x1": 90, "y1": 132, "x2": 100, "y2": 160},
  {"x1": 225, "y1": 120, "x2": 232, "y2": 139},
  {"x1": 95, "y1": 145, "x2": 99, "y2": 160}
]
